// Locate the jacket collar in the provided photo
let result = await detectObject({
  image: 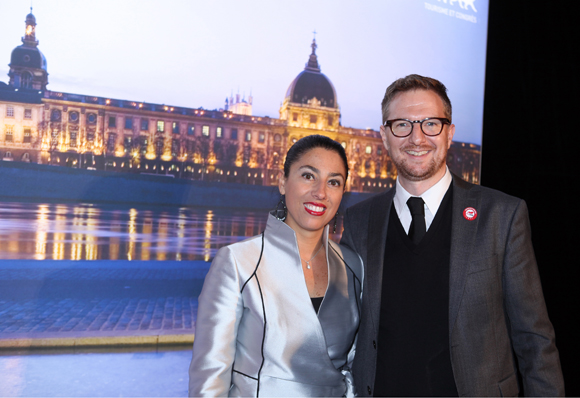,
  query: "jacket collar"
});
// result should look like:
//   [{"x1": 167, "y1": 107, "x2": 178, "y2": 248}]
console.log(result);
[
  {"x1": 265, "y1": 212, "x2": 330, "y2": 269},
  {"x1": 448, "y1": 174, "x2": 480, "y2": 333}
]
